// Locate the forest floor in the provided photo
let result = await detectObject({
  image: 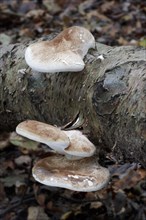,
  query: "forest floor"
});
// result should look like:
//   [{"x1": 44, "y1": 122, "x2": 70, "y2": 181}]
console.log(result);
[{"x1": 0, "y1": 0, "x2": 146, "y2": 220}]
